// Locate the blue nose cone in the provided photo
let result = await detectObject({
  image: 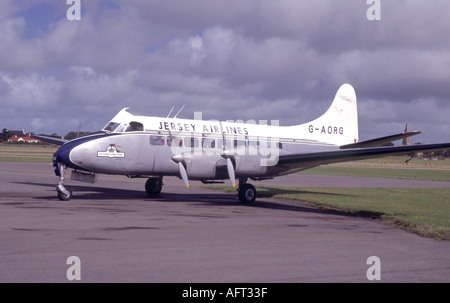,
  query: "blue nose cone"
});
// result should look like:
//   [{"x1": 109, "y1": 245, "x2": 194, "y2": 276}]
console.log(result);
[
  {"x1": 52, "y1": 138, "x2": 91, "y2": 175},
  {"x1": 53, "y1": 142, "x2": 77, "y2": 176},
  {"x1": 52, "y1": 133, "x2": 111, "y2": 176}
]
